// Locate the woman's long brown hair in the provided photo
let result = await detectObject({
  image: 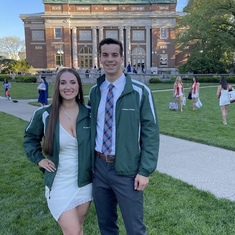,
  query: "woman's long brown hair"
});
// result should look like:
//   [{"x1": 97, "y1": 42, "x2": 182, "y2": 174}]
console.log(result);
[{"x1": 43, "y1": 68, "x2": 84, "y2": 156}]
